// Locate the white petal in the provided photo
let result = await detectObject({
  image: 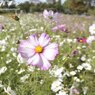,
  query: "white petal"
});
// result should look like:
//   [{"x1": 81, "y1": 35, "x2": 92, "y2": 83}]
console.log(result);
[
  {"x1": 39, "y1": 33, "x2": 50, "y2": 47},
  {"x1": 43, "y1": 43, "x2": 58, "y2": 60},
  {"x1": 27, "y1": 54, "x2": 41, "y2": 66},
  {"x1": 43, "y1": 48, "x2": 58, "y2": 60},
  {"x1": 20, "y1": 40, "x2": 34, "y2": 48},
  {"x1": 18, "y1": 47, "x2": 35, "y2": 59},
  {"x1": 38, "y1": 54, "x2": 51, "y2": 70},
  {"x1": 29, "y1": 34, "x2": 38, "y2": 46}
]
